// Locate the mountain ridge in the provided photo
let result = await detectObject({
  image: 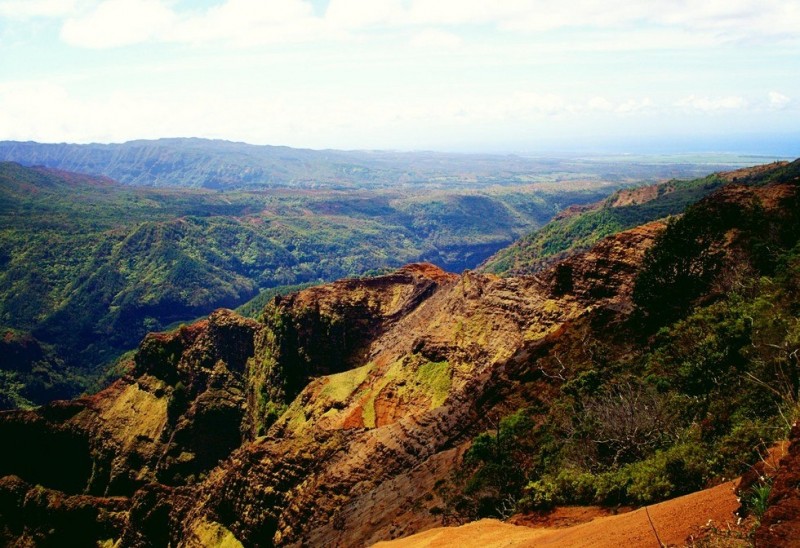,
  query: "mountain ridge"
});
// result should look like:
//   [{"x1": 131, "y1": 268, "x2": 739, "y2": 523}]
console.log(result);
[
  {"x1": 479, "y1": 160, "x2": 791, "y2": 277},
  {"x1": 0, "y1": 139, "x2": 771, "y2": 189}
]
